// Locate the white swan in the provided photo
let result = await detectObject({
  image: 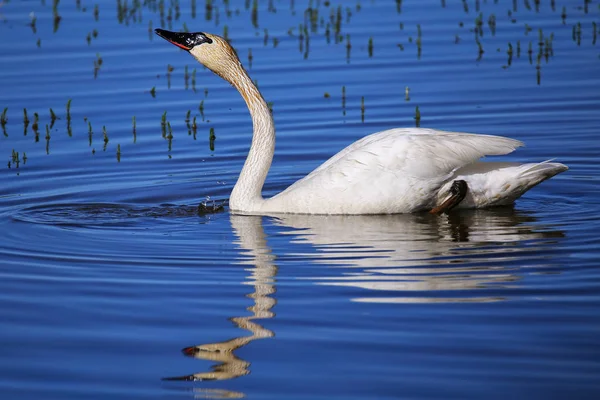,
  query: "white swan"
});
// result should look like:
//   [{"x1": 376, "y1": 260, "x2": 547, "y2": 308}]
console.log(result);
[{"x1": 155, "y1": 29, "x2": 568, "y2": 215}]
